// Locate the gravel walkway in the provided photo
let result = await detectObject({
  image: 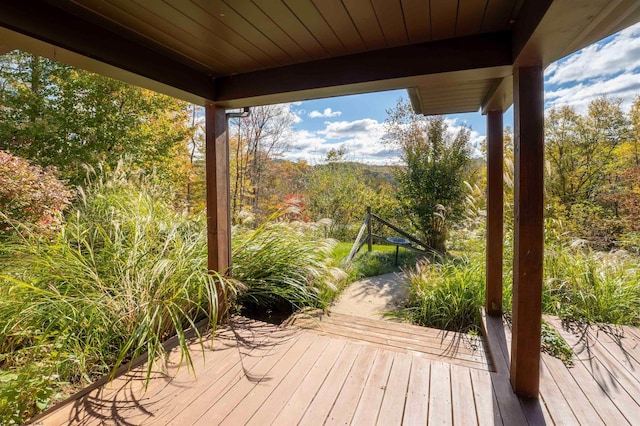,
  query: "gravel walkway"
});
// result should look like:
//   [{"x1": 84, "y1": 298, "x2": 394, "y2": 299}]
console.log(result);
[{"x1": 329, "y1": 272, "x2": 409, "y2": 320}]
